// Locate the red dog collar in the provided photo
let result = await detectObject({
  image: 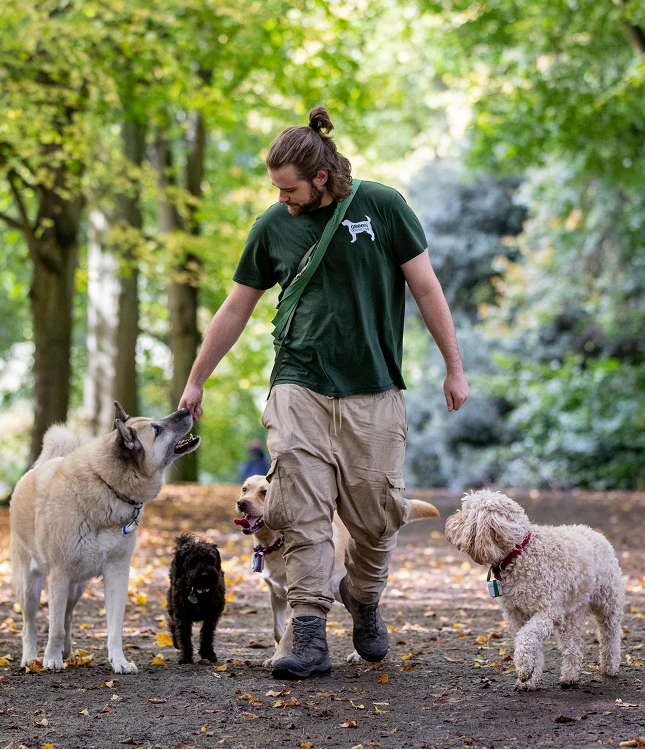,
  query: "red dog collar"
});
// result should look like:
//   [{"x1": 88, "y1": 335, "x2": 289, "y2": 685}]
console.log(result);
[{"x1": 490, "y1": 532, "x2": 531, "y2": 581}]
